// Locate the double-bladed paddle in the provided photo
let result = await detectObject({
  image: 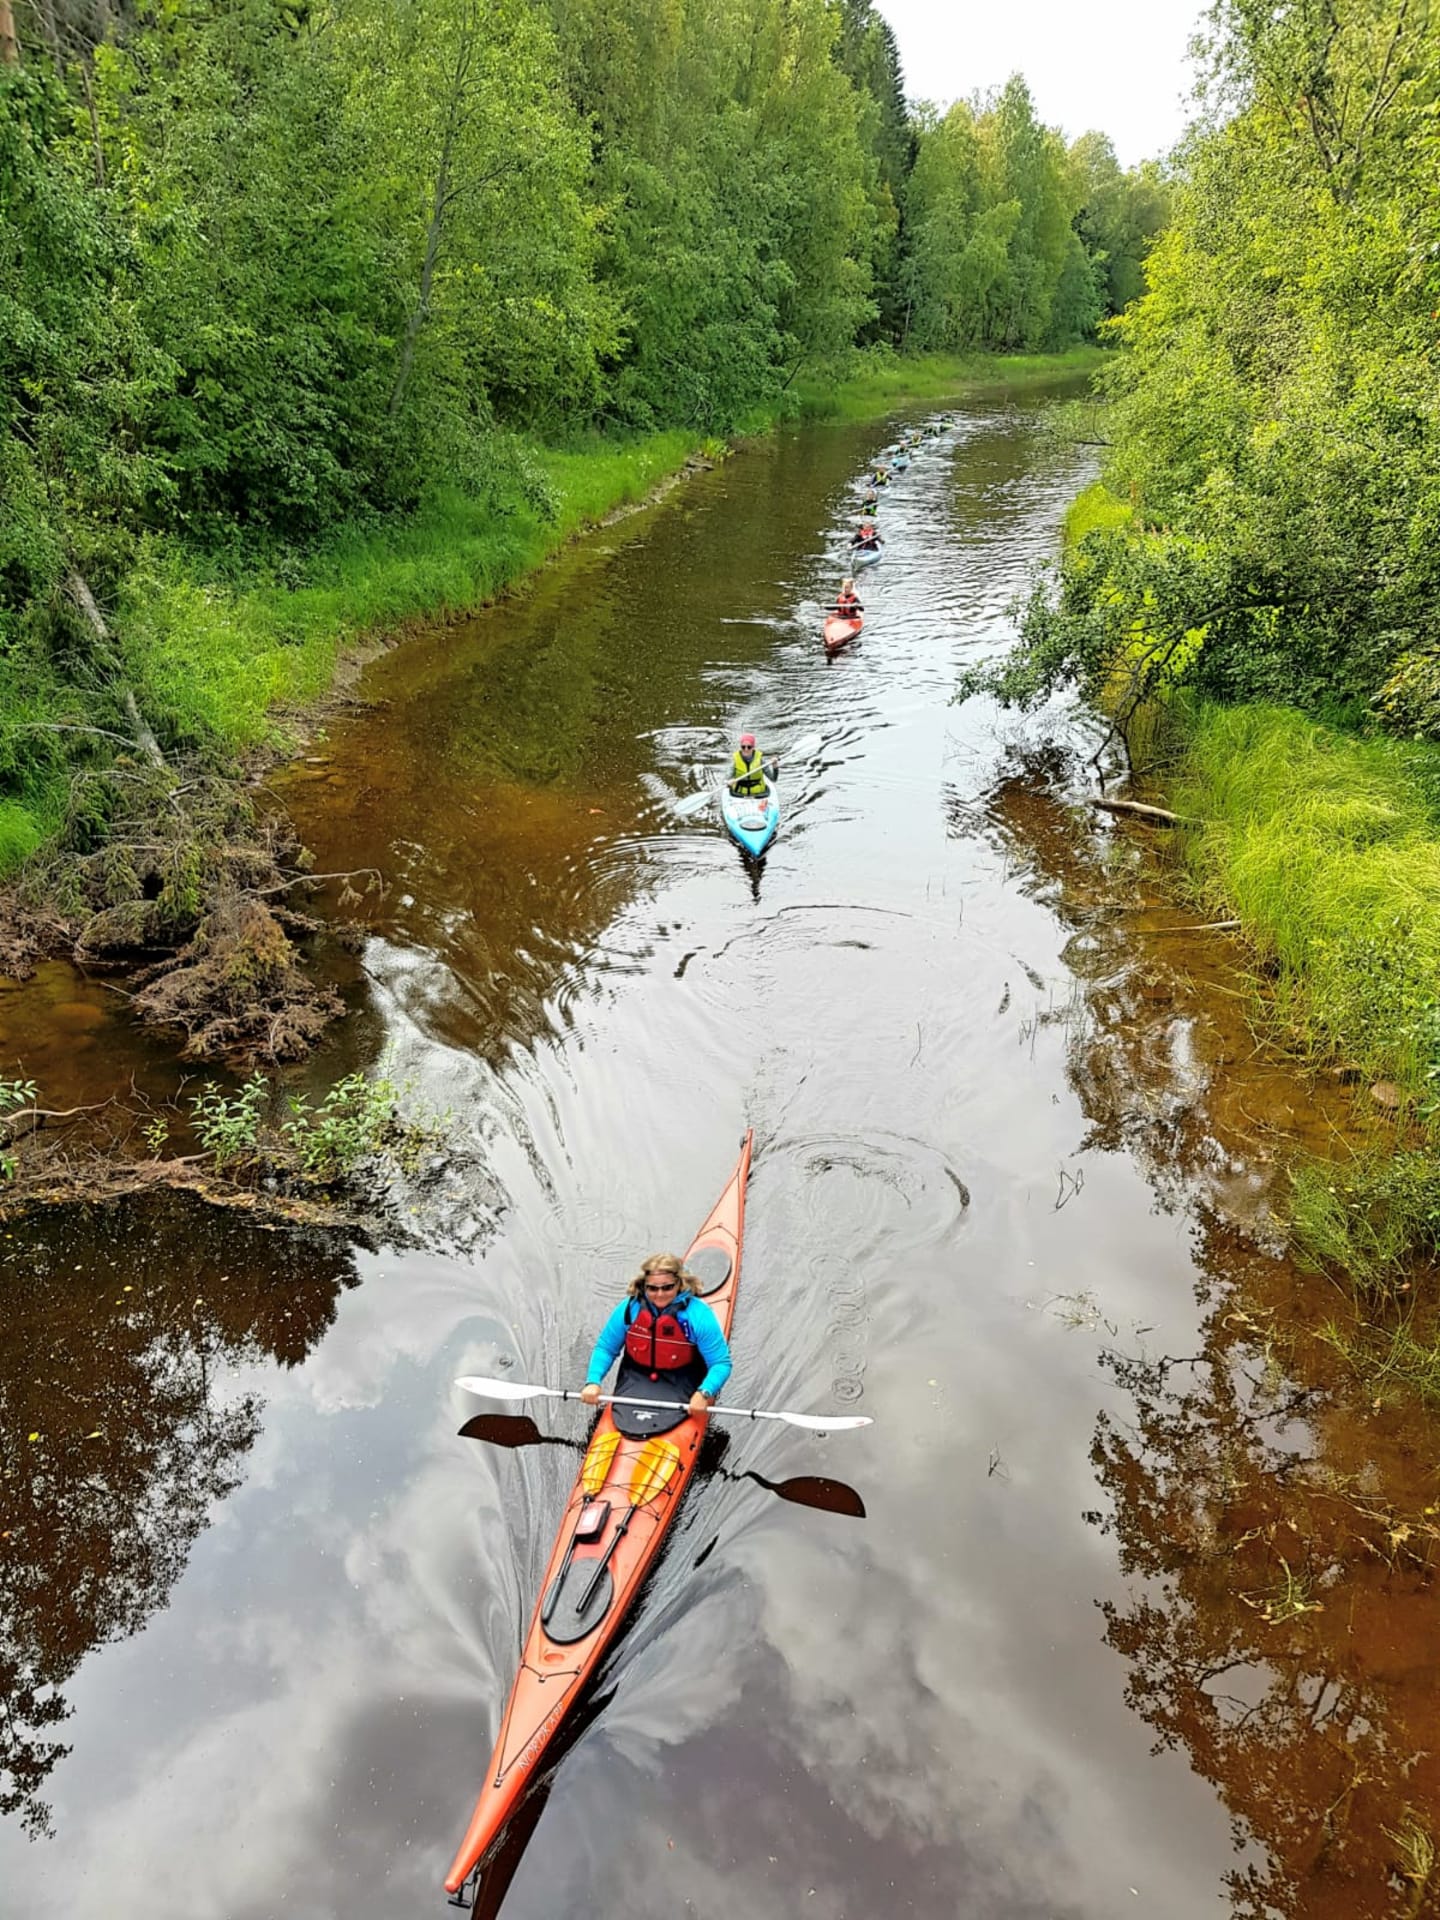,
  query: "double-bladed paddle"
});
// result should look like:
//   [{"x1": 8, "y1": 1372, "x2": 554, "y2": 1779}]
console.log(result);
[
  {"x1": 457, "y1": 1414, "x2": 867, "y2": 1519},
  {"x1": 455, "y1": 1372, "x2": 873, "y2": 1432}
]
